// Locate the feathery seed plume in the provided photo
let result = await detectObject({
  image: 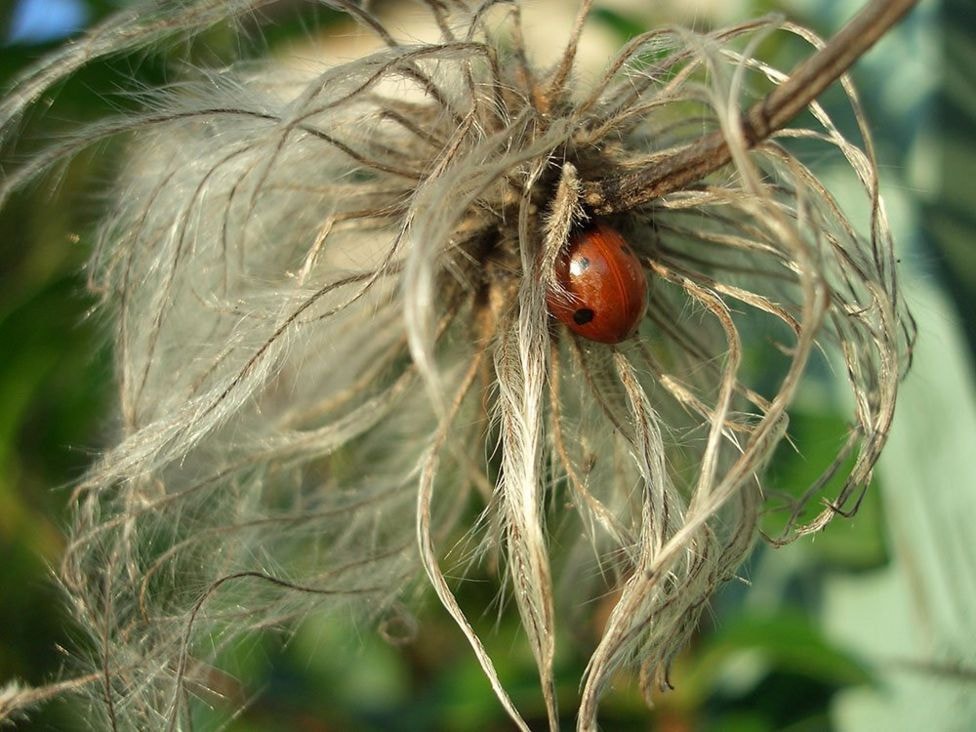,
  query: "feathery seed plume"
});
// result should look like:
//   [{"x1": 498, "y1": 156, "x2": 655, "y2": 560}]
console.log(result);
[{"x1": 0, "y1": 1, "x2": 915, "y2": 729}]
